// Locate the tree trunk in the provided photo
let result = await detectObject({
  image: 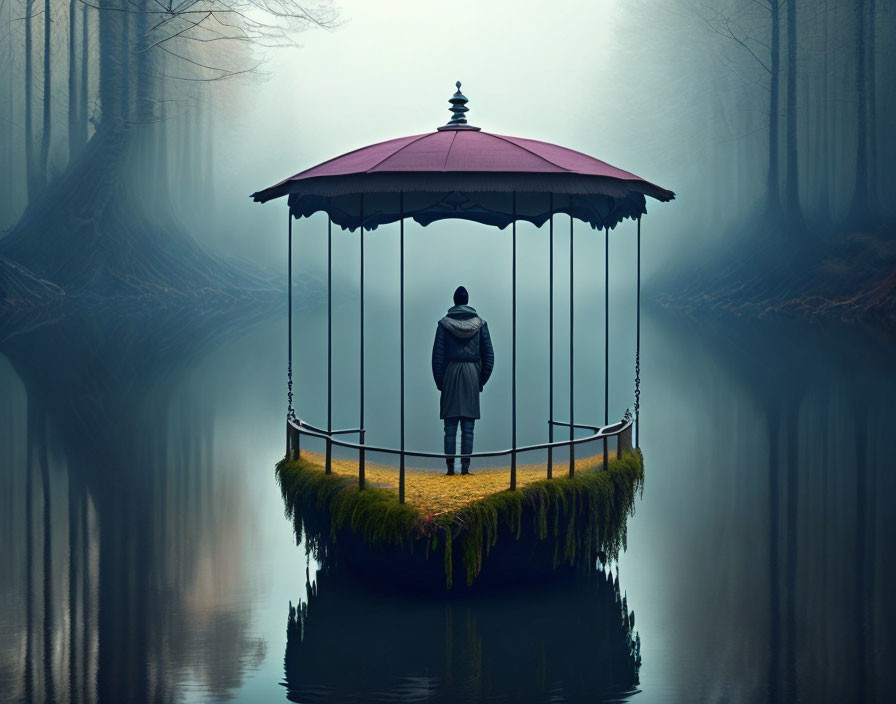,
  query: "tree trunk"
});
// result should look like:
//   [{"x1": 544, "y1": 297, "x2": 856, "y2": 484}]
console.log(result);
[
  {"x1": 867, "y1": 0, "x2": 877, "y2": 213},
  {"x1": 768, "y1": 0, "x2": 781, "y2": 216},
  {"x1": 69, "y1": 0, "x2": 79, "y2": 160},
  {"x1": 120, "y1": 3, "x2": 130, "y2": 122},
  {"x1": 98, "y1": 0, "x2": 124, "y2": 129},
  {"x1": 79, "y1": 2, "x2": 89, "y2": 145},
  {"x1": 155, "y1": 61, "x2": 171, "y2": 201},
  {"x1": 4, "y1": 0, "x2": 13, "y2": 221},
  {"x1": 785, "y1": 0, "x2": 799, "y2": 225},
  {"x1": 180, "y1": 106, "x2": 192, "y2": 206},
  {"x1": 192, "y1": 100, "x2": 202, "y2": 204},
  {"x1": 40, "y1": 0, "x2": 51, "y2": 185},
  {"x1": 25, "y1": 0, "x2": 36, "y2": 201},
  {"x1": 132, "y1": 0, "x2": 151, "y2": 199},
  {"x1": 205, "y1": 99, "x2": 214, "y2": 206},
  {"x1": 817, "y1": 0, "x2": 830, "y2": 226},
  {"x1": 850, "y1": 0, "x2": 869, "y2": 225}
]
